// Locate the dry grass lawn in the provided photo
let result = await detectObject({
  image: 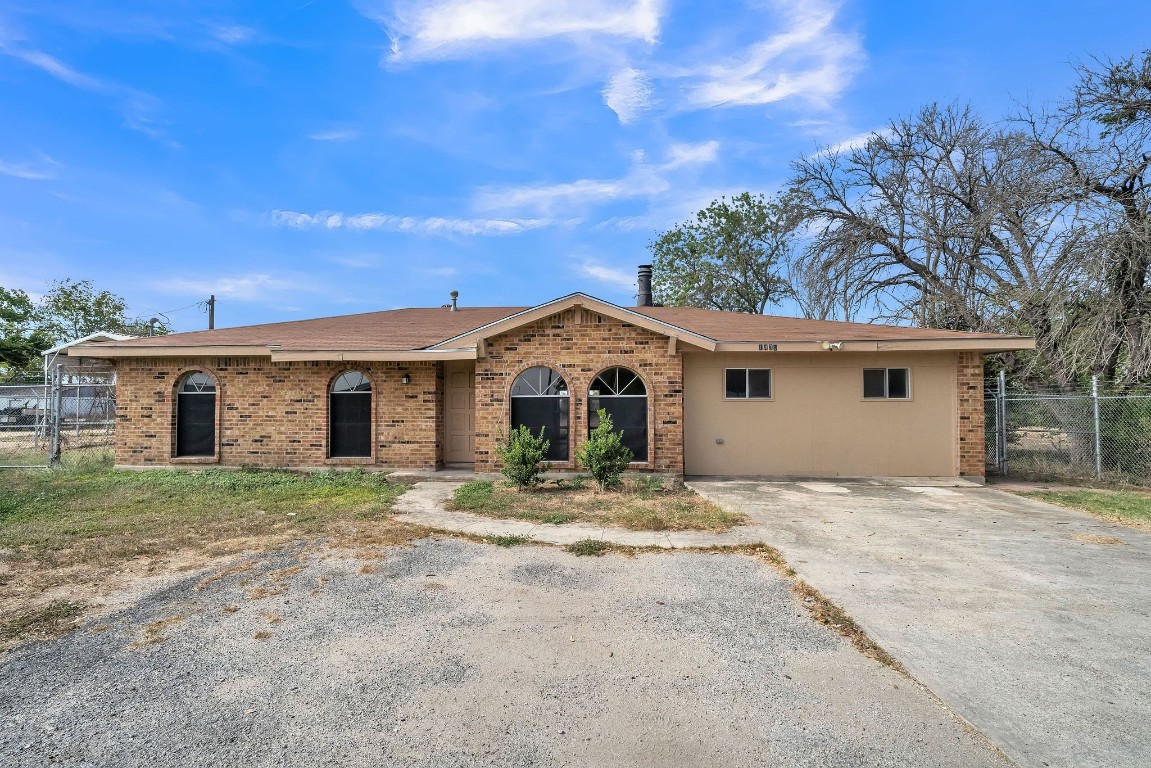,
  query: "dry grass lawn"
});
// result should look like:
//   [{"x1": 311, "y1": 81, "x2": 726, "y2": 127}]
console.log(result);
[
  {"x1": 0, "y1": 457, "x2": 414, "y2": 652},
  {"x1": 446, "y1": 478, "x2": 746, "y2": 532}
]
